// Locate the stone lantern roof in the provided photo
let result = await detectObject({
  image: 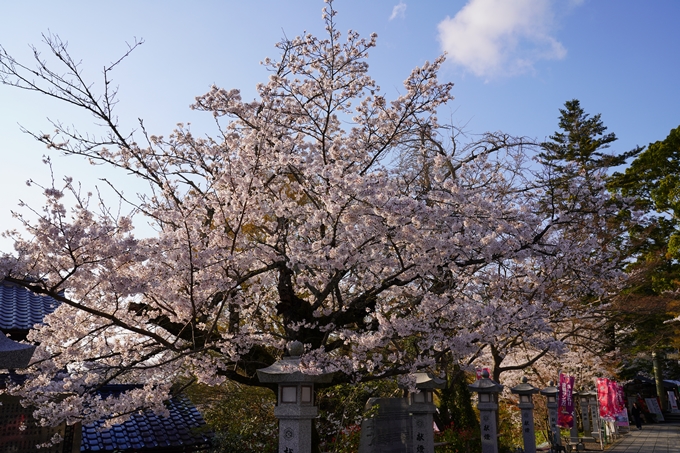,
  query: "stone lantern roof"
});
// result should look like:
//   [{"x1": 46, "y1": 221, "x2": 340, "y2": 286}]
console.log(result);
[
  {"x1": 413, "y1": 372, "x2": 446, "y2": 389},
  {"x1": 511, "y1": 376, "x2": 539, "y2": 396},
  {"x1": 256, "y1": 341, "x2": 334, "y2": 384},
  {"x1": 469, "y1": 370, "x2": 503, "y2": 394},
  {"x1": 0, "y1": 330, "x2": 35, "y2": 369},
  {"x1": 540, "y1": 381, "x2": 559, "y2": 397}
]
